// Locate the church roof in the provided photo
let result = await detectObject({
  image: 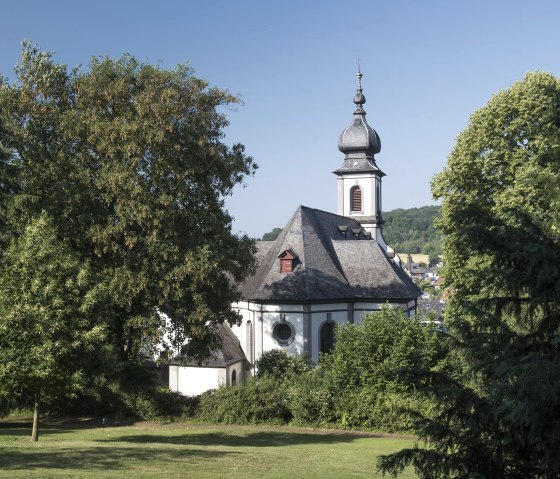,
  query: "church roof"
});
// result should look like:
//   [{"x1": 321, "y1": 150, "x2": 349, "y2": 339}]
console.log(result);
[
  {"x1": 172, "y1": 323, "x2": 247, "y2": 367},
  {"x1": 241, "y1": 206, "x2": 421, "y2": 303}
]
